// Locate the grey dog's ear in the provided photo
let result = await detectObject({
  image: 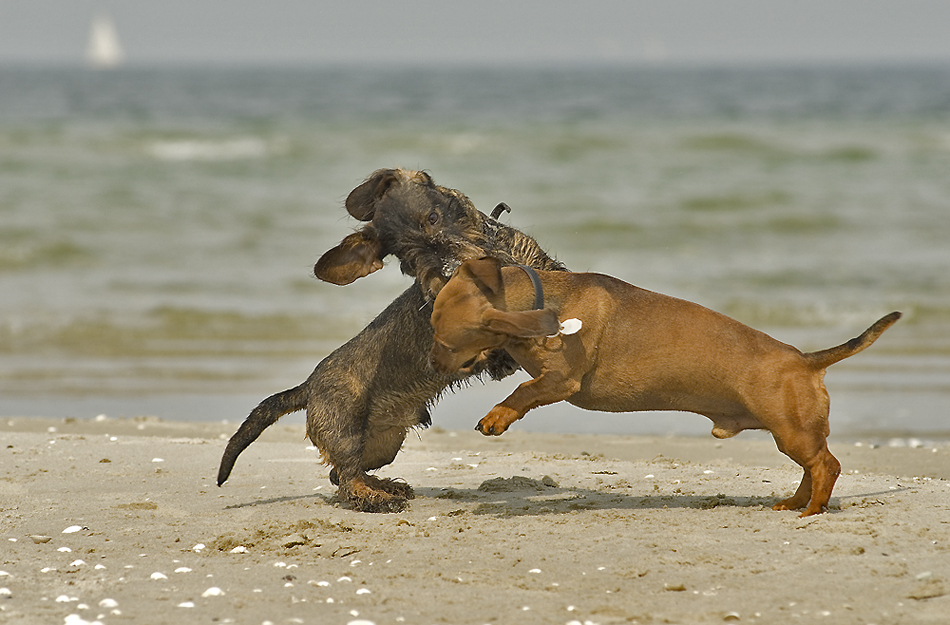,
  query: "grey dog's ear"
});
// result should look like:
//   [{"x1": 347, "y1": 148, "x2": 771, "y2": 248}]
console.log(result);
[
  {"x1": 314, "y1": 227, "x2": 384, "y2": 285},
  {"x1": 482, "y1": 308, "x2": 560, "y2": 339},
  {"x1": 344, "y1": 169, "x2": 399, "y2": 221}
]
